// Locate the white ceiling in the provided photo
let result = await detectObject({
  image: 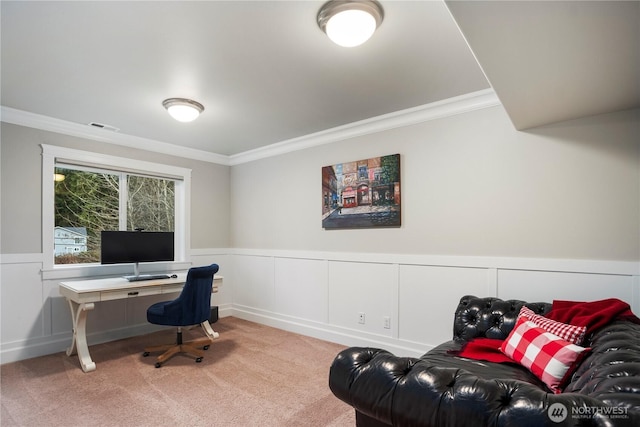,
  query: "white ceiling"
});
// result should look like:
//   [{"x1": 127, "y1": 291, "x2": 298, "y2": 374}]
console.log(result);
[
  {"x1": 447, "y1": 0, "x2": 640, "y2": 130},
  {"x1": 1, "y1": 1, "x2": 638, "y2": 158}
]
